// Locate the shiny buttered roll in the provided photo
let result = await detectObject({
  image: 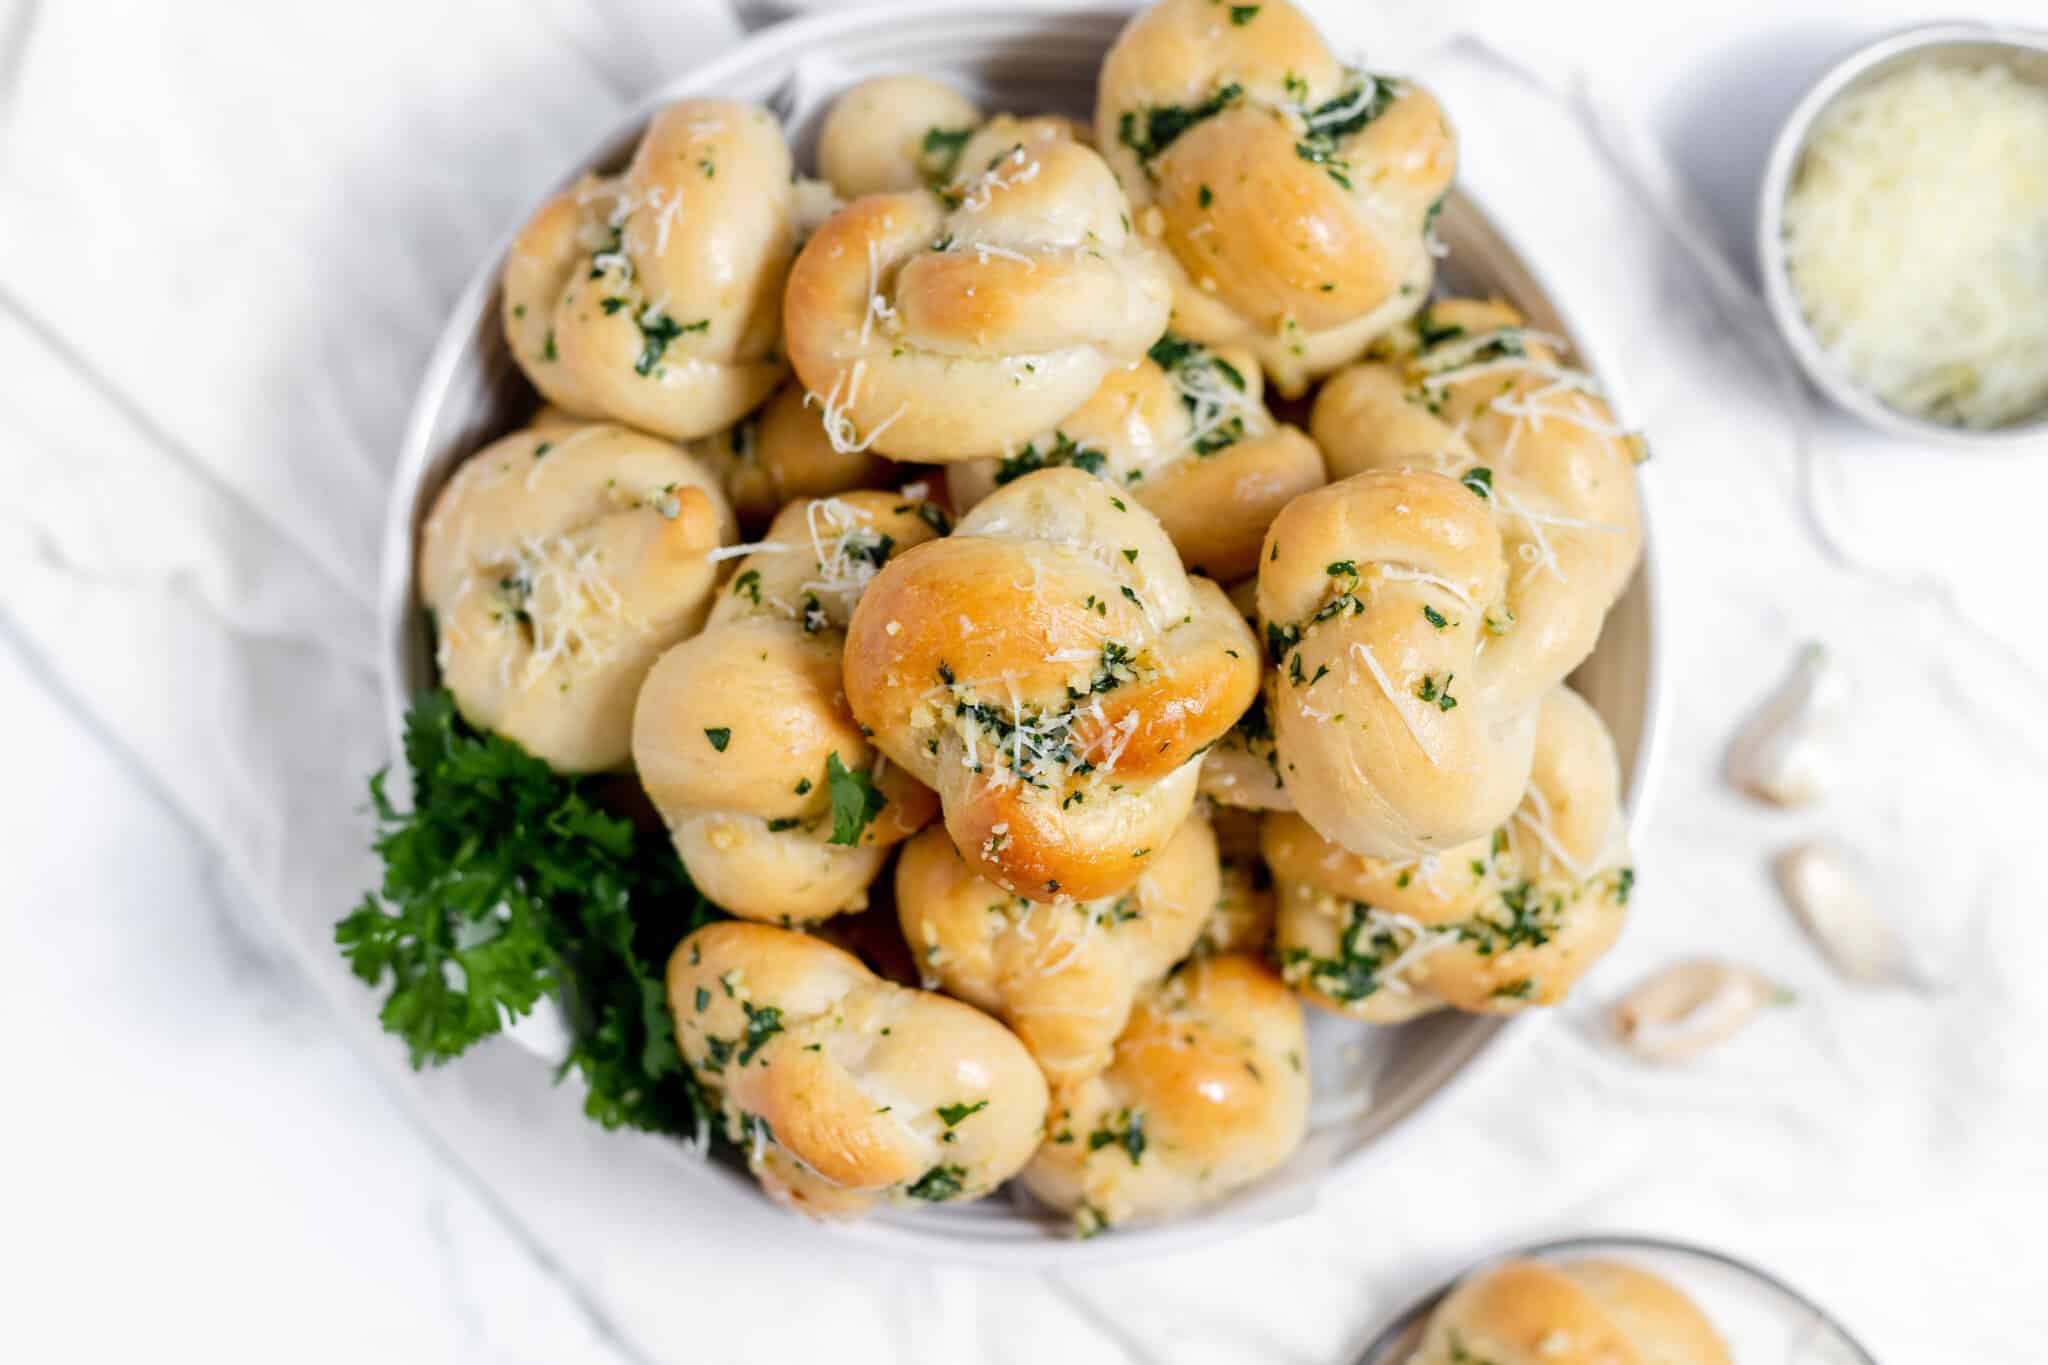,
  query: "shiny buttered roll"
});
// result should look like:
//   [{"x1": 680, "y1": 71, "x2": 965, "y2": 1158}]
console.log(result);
[
  {"x1": 1096, "y1": 0, "x2": 1455, "y2": 395},
  {"x1": 1264, "y1": 687, "x2": 1632, "y2": 1021},
  {"x1": 668, "y1": 922, "x2": 1049, "y2": 1218},
  {"x1": 817, "y1": 76, "x2": 986, "y2": 198},
  {"x1": 783, "y1": 128, "x2": 1171, "y2": 462},
  {"x1": 845, "y1": 468, "x2": 1261, "y2": 903},
  {"x1": 503, "y1": 99, "x2": 794, "y2": 441},
  {"x1": 418, "y1": 420, "x2": 736, "y2": 772},
  {"x1": 894, "y1": 810, "x2": 1218, "y2": 1085},
  {"x1": 817, "y1": 77, "x2": 1091, "y2": 200},
  {"x1": 632, "y1": 492, "x2": 942, "y2": 924},
  {"x1": 1413, "y1": 1258, "x2": 1732, "y2": 1365},
  {"x1": 949, "y1": 333, "x2": 1326, "y2": 582},
  {"x1": 1258, "y1": 467, "x2": 1533, "y2": 858},
  {"x1": 1019, "y1": 954, "x2": 1308, "y2": 1233},
  {"x1": 1312, "y1": 296, "x2": 1644, "y2": 744},
  {"x1": 688, "y1": 382, "x2": 896, "y2": 534}
]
